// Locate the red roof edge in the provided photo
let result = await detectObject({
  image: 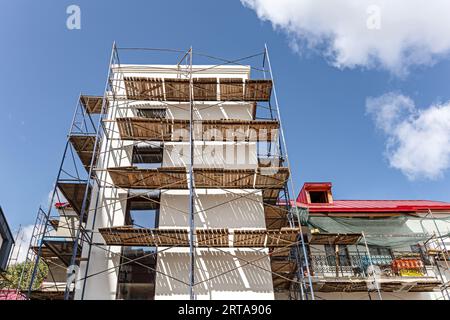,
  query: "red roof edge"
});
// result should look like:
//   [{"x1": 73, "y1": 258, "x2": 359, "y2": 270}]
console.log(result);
[{"x1": 295, "y1": 182, "x2": 450, "y2": 213}]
